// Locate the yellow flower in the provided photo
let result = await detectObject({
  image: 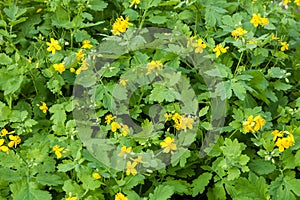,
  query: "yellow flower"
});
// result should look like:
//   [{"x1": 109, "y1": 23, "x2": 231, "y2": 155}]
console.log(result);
[
  {"x1": 70, "y1": 68, "x2": 76, "y2": 73},
  {"x1": 121, "y1": 124, "x2": 129, "y2": 136},
  {"x1": 46, "y1": 38, "x2": 62, "y2": 54},
  {"x1": 53, "y1": 63, "x2": 65, "y2": 74},
  {"x1": 146, "y1": 60, "x2": 163, "y2": 74},
  {"x1": 164, "y1": 113, "x2": 173, "y2": 121},
  {"x1": 0, "y1": 139, "x2": 9, "y2": 152},
  {"x1": 118, "y1": 146, "x2": 132, "y2": 157},
  {"x1": 130, "y1": 155, "x2": 147, "y2": 164},
  {"x1": 39, "y1": 102, "x2": 48, "y2": 113},
  {"x1": 295, "y1": 0, "x2": 300, "y2": 6},
  {"x1": 275, "y1": 131, "x2": 294, "y2": 152},
  {"x1": 53, "y1": 145, "x2": 64, "y2": 159},
  {"x1": 81, "y1": 40, "x2": 93, "y2": 49},
  {"x1": 213, "y1": 44, "x2": 228, "y2": 58},
  {"x1": 92, "y1": 172, "x2": 101, "y2": 179},
  {"x1": 112, "y1": 16, "x2": 130, "y2": 36},
  {"x1": 105, "y1": 114, "x2": 116, "y2": 124},
  {"x1": 178, "y1": 116, "x2": 194, "y2": 131},
  {"x1": 8, "y1": 135, "x2": 21, "y2": 148},
  {"x1": 192, "y1": 39, "x2": 207, "y2": 53},
  {"x1": 280, "y1": 42, "x2": 289, "y2": 51},
  {"x1": 111, "y1": 121, "x2": 121, "y2": 132},
  {"x1": 172, "y1": 113, "x2": 182, "y2": 124},
  {"x1": 253, "y1": 115, "x2": 265, "y2": 132},
  {"x1": 66, "y1": 196, "x2": 77, "y2": 200},
  {"x1": 271, "y1": 34, "x2": 279, "y2": 41},
  {"x1": 76, "y1": 50, "x2": 85, "y2": 60},
  {"x1": 231, "y1": 27, "x2": 247, "y2": 39},
  {"x1": 36, "y1": 8, "x2": 43, "y2": 13},
  {"x1": 115, "y1": 192, "x2": 128, "y2": 200},
  {"x1": 272, "y1": 130, "x2": 283, "y2": 141},
  {"x1": 126, "y1": 161, "x2": 137, "y2": 176},
  {"x1": 1, "y1": 128, "x2": 14, "y2": 137},
  {"x1": 119, "y1": 79, "x2": 128, "y2": 86},
  {"x1": 284, "y1": 0, "x2": 291, "y2": 5},
  {"x1": 260, "y1": 17, "x2": 269, "y2": 27},
  {"x1": 243, "y1": 115, "x2": 265, "y2": 133},
  {"x1": 160, "y1": 137, "x2": 177, "y2": 153},
  {"x1": 130, "y1": 0, "x2": 140, "y2": 7},
  {"x1": 250, "y1": 14, "x2": 262, "y2": 27}
]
